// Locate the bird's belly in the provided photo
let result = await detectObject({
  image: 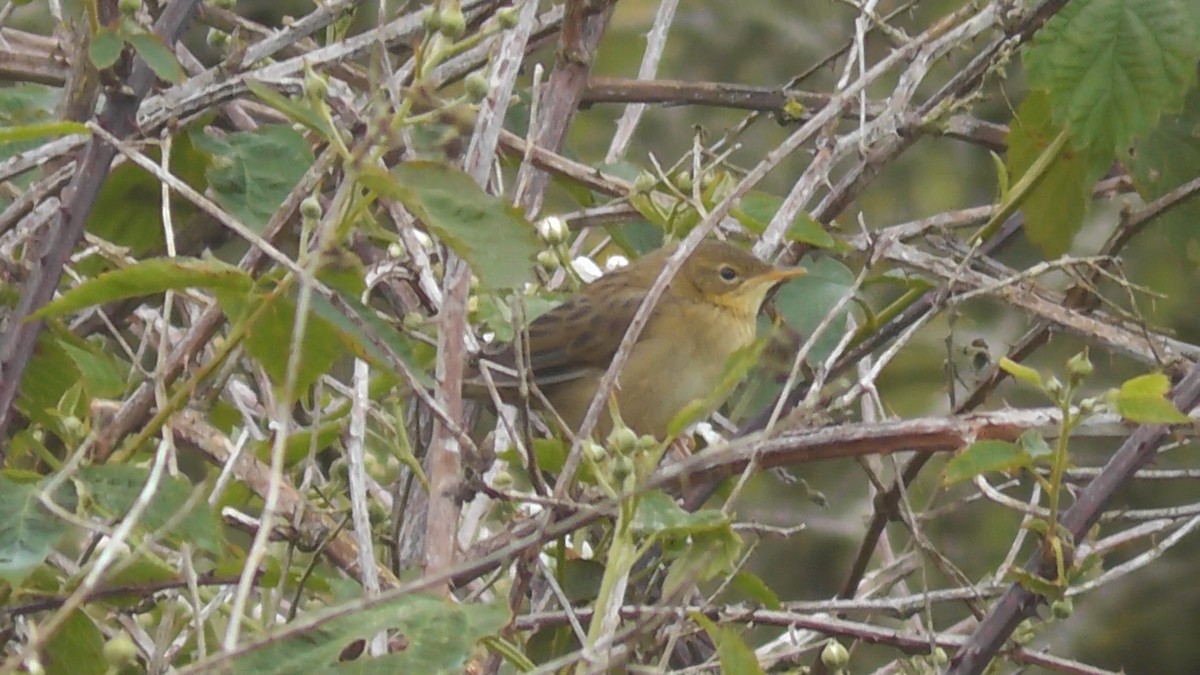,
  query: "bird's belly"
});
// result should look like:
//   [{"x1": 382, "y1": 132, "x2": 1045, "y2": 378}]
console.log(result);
[
  {"x1": 615, "y1": 312, "x2": 755, "y2": 437},
  {"x1": 539, "y1": 310, "x2": 756, "y2": 440}
]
